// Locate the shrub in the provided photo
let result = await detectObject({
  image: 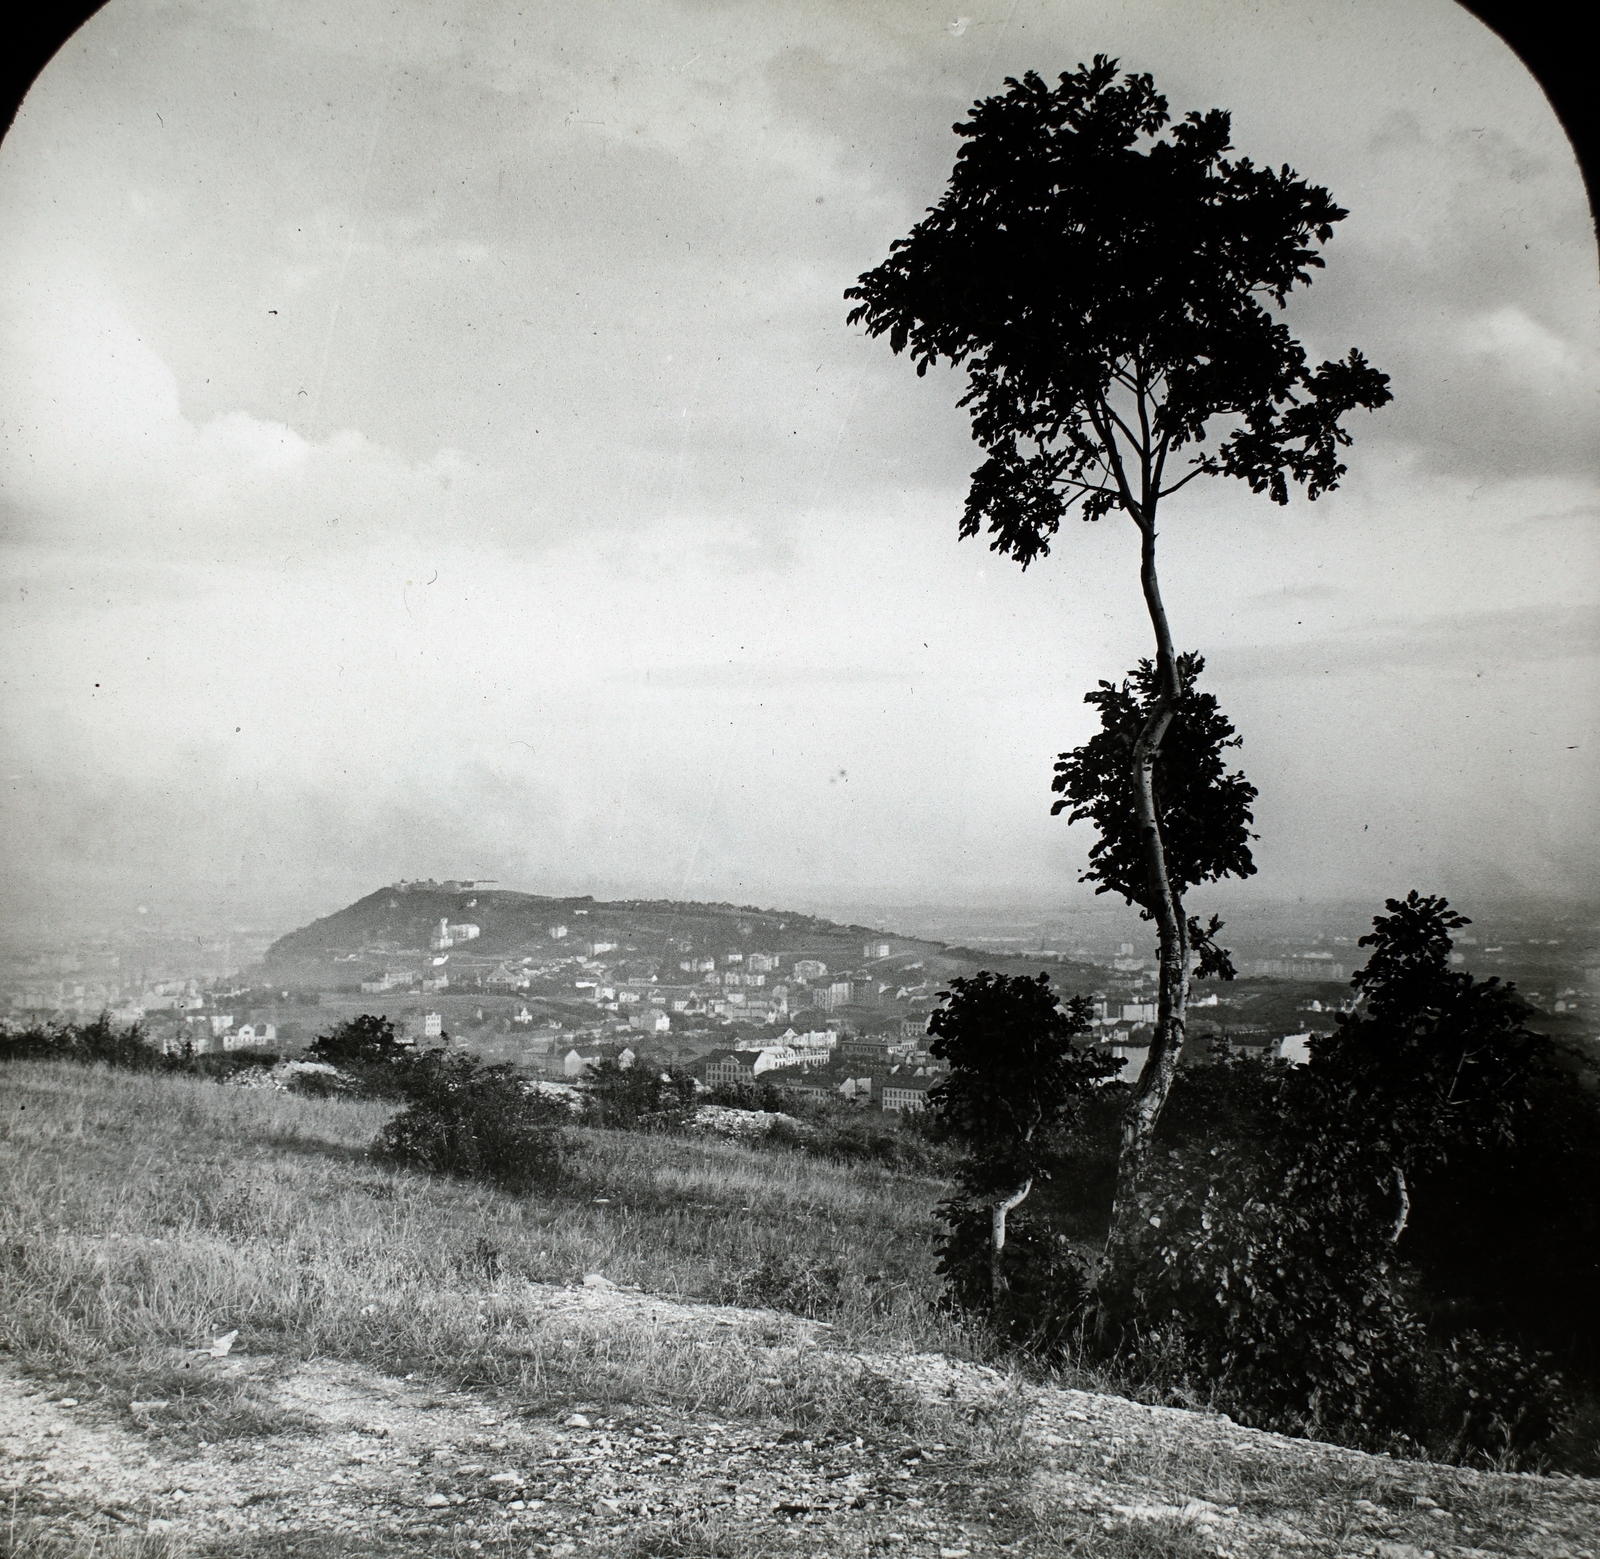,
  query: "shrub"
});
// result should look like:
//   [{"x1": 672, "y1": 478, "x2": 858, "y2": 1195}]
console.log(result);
[
  {"x1": 374, "y1": 1050, "x2": 565, "y2": 1194},
  {"x1": 585, "y1": 1059, "x2": 697, "y2": 1130},
  {"x1": 1428, "y1": 1330, "x2": 1569, "y2": 1466},
  {"x1": 1103, "y1": 1122, "x2": 1428, "y2": 1448},
  {"x1": 308, "y1": 1014, "x2": 418, "y2": 1098},
  {"x1": 0, "y1": 1014, "x2": 169, "y2": 1071}
]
